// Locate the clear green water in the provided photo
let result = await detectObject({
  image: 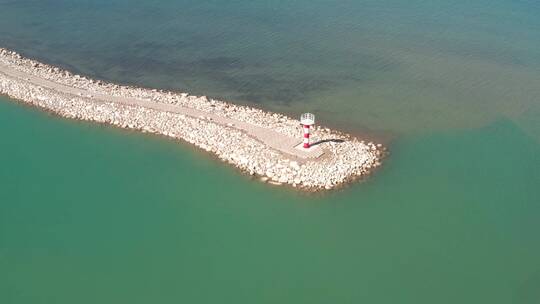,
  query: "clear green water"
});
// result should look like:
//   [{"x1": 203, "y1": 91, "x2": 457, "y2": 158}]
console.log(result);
[{"x1": 1, "y1": 0, "x2": 540, "y2": 303}]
